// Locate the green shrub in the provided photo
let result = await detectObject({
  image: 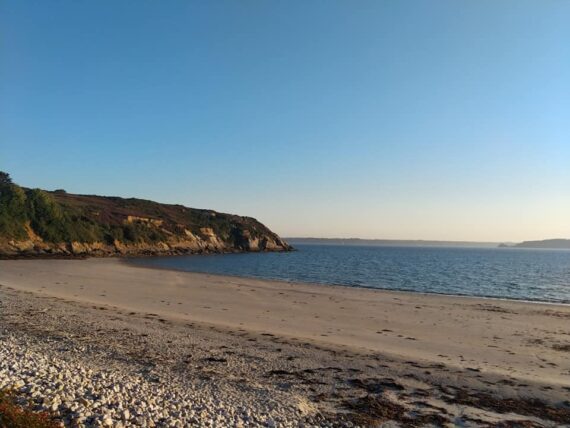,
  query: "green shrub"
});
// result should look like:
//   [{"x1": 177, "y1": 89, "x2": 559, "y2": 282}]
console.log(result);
[{"x1": 0, "y1": 173, "x2": 28, "y2": 239}]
